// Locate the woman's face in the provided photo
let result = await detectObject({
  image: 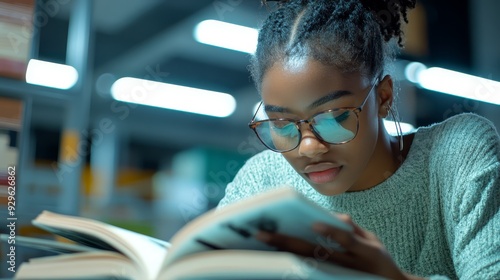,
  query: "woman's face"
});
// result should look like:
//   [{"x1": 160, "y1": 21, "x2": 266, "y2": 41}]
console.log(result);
[{"x1": 260, "y1": 58, "x2": 394, "y2": 195}]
